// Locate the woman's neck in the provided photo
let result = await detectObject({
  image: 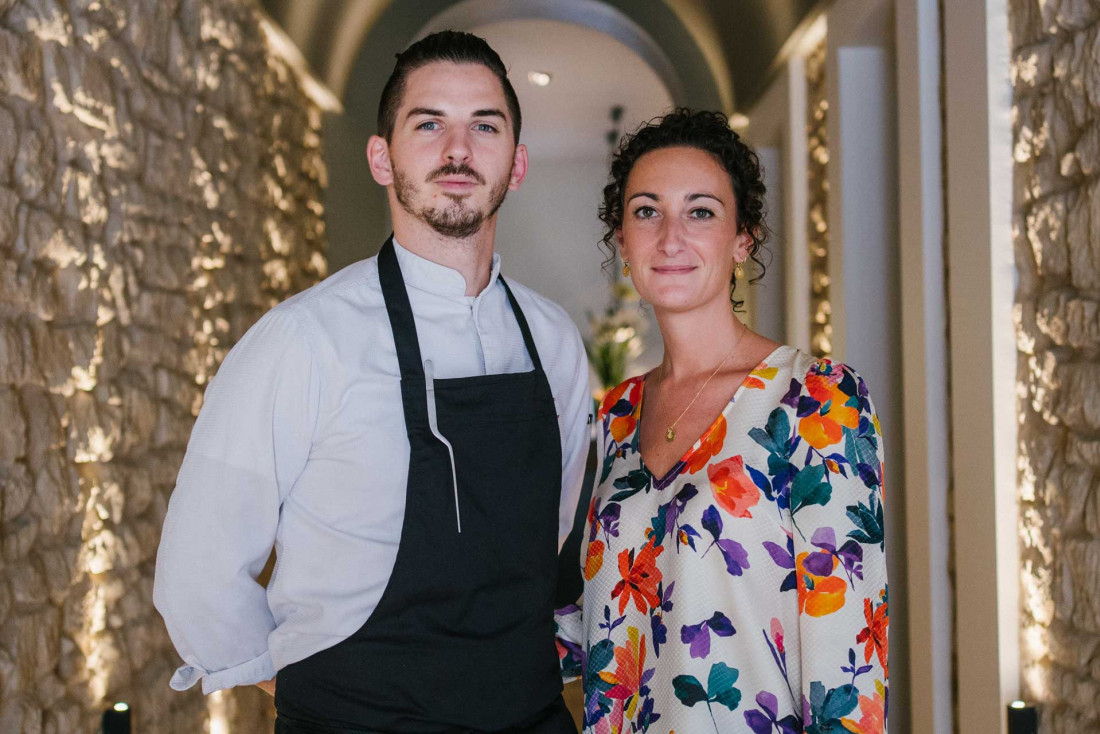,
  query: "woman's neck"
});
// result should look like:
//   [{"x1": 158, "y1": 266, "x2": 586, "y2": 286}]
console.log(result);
[{"x1": 654, "y1": 298, "x2": 747, "y2": 379}]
